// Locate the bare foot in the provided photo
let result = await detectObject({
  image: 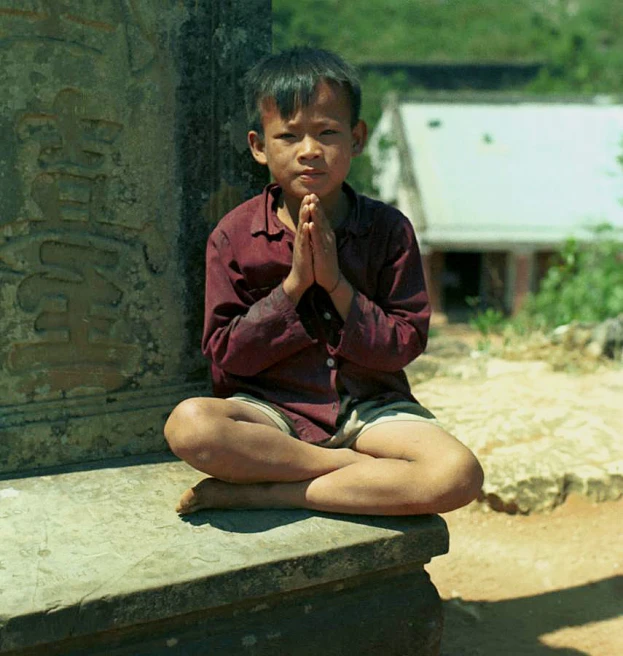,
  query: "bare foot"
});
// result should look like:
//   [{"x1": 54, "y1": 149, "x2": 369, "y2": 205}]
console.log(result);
[
  {"x1": 176, "y1": 487, "x2": 200, "y2": 514},
  {"x1": 176, "y1": 478, "x2": 221, "y2": 514},
  {"x1": 176, "y1": 477, "x2": 265, "y2": 514}
]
